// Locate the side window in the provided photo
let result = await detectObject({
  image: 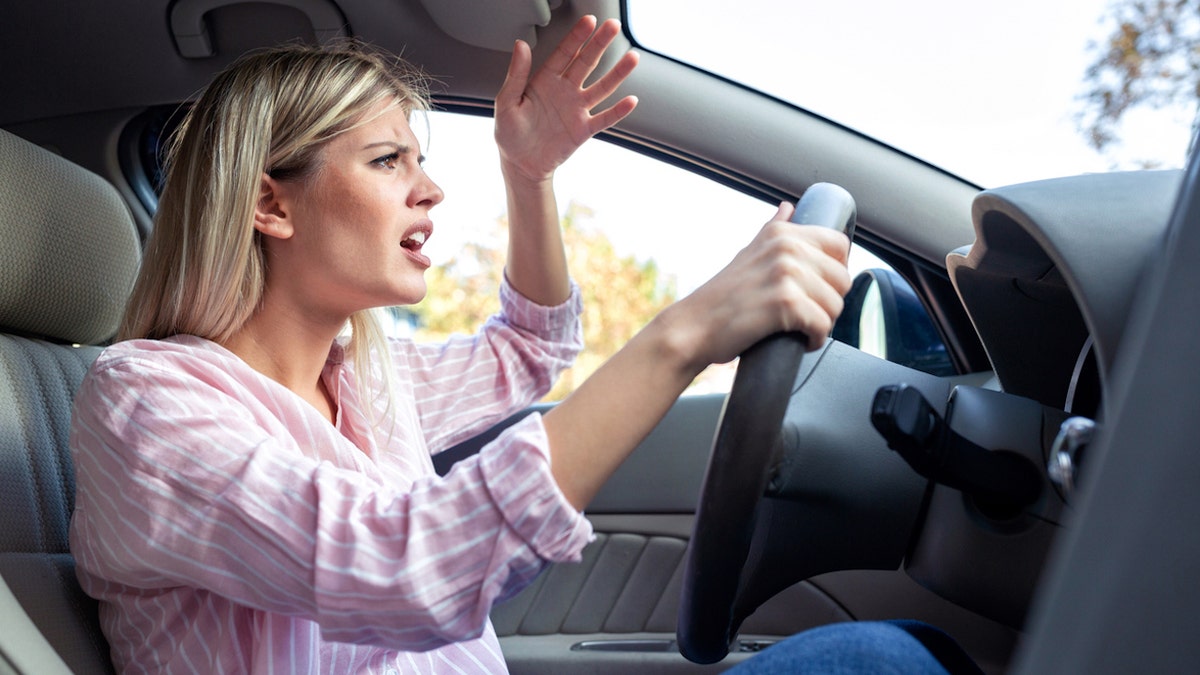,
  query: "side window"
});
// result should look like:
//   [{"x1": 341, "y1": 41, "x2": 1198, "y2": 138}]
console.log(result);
[
  {"x1": 416, "y1": 110, "x2": 767, "y2": 399},
  {"x1": 414, "y1": 110, "x2": 952, "y2": 398}
]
